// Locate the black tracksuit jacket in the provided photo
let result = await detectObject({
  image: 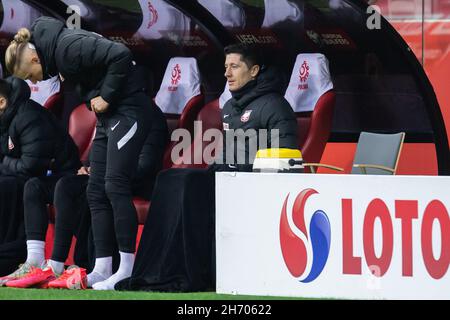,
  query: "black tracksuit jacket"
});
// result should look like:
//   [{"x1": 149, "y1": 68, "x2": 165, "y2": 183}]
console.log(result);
[
  {"x1": 30, "y1": 16, "x2": 143, "y2": 113},
  {"x1": 0, "y1": 77, "x2": 80, "y2": 178},
  {"x1": 217, "y1": 66, "x2": 298, "y2": 171}
]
